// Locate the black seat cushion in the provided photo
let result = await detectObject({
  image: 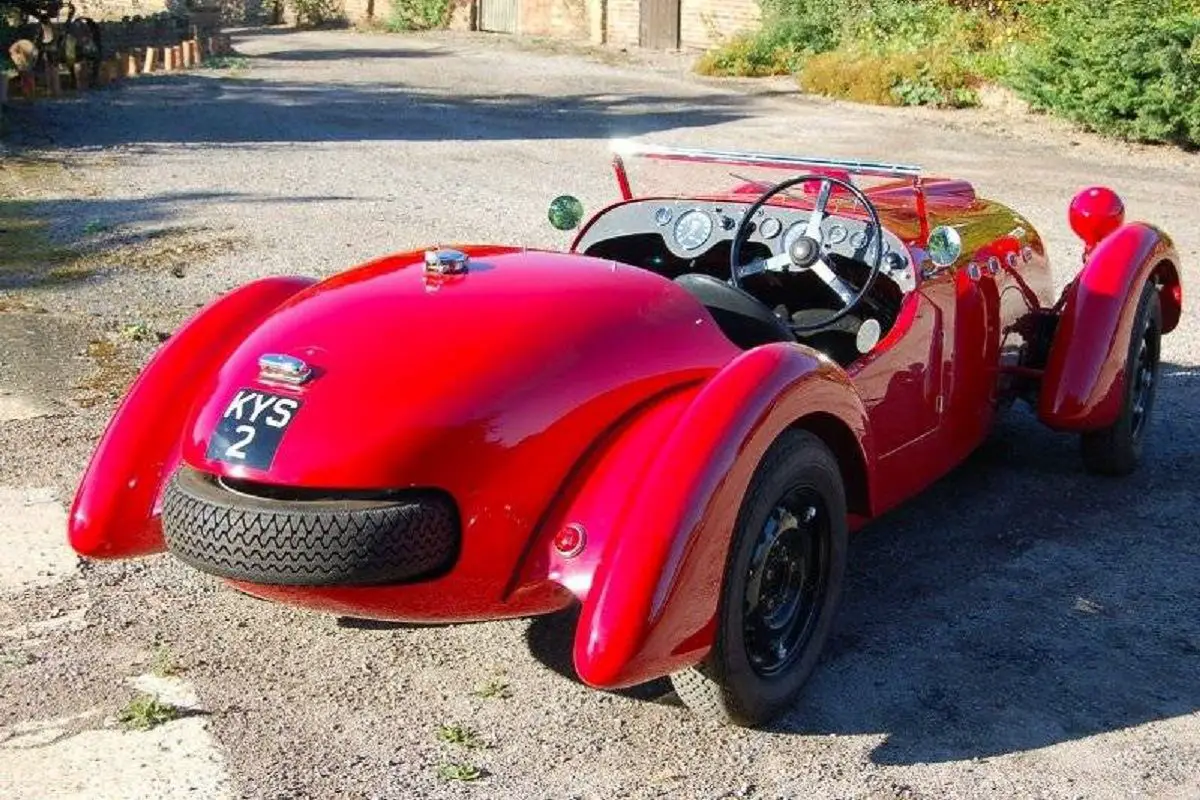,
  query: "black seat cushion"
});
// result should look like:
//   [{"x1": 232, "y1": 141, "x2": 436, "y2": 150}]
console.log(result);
[{"x1": 674, "y1": 273, "x2": 796, "y2": 350}]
